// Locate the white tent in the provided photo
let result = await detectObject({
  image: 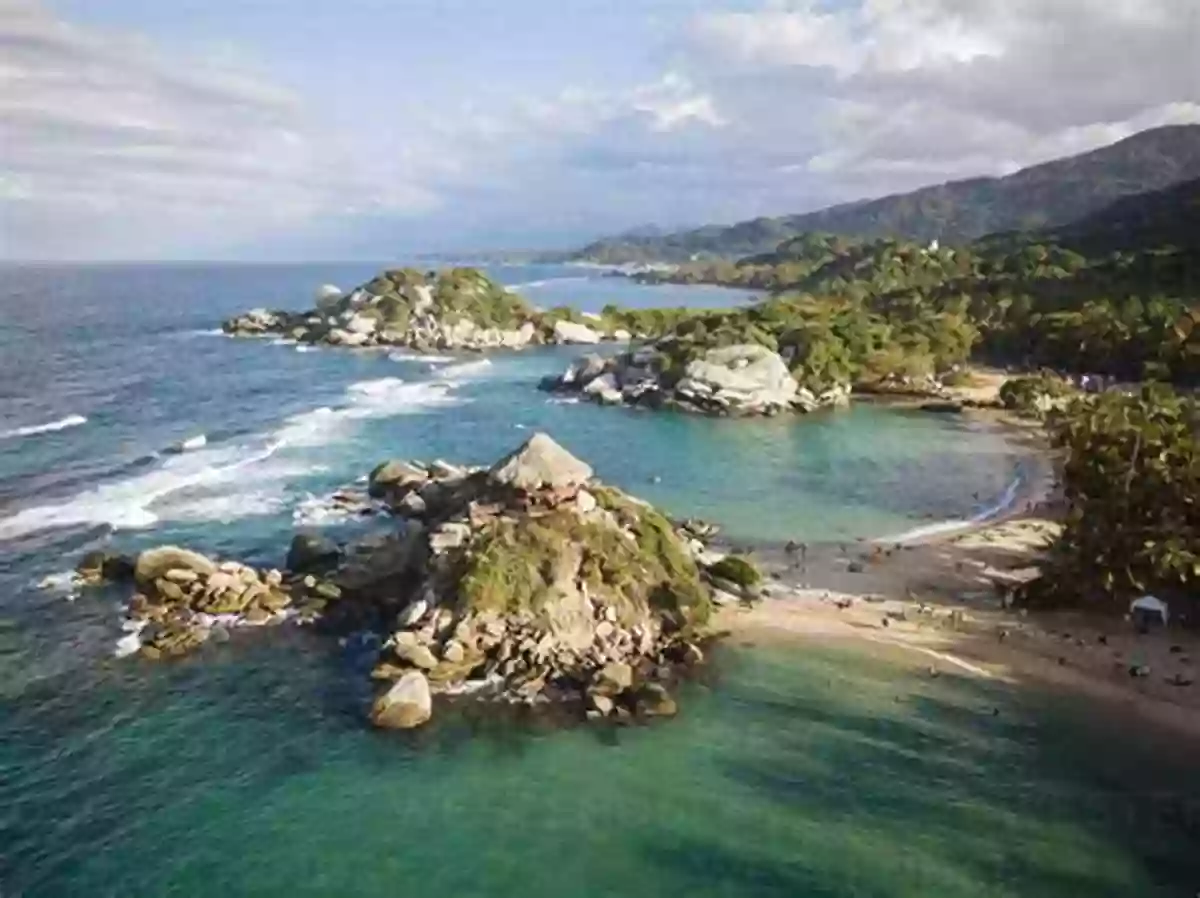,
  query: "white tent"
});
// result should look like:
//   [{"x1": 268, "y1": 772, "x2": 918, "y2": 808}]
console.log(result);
[{"x1": 1130, "y1": 595, "x2": 1169, "y2": 626}]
